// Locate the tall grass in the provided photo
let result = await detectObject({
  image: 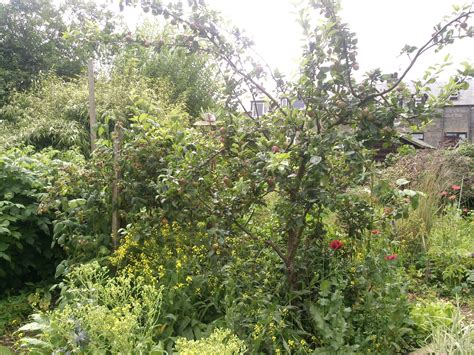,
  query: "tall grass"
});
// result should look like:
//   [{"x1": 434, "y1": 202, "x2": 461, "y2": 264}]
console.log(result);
[
  {"x1": 396, "y1": 172, "x2": 442, "y2": 257},
  {"x1": 394, "y1": 169, "x2": 473, "y2": 290}
]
